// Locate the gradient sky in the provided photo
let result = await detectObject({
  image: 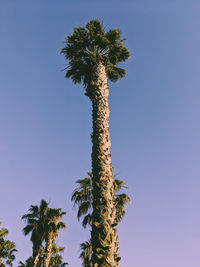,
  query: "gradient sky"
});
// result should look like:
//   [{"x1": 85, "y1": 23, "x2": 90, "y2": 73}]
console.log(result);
[{"x1": 0, "y1": 1, "x2": 200, "y2": 266}]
